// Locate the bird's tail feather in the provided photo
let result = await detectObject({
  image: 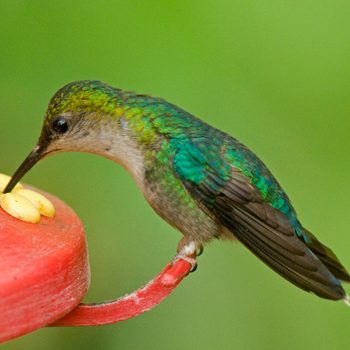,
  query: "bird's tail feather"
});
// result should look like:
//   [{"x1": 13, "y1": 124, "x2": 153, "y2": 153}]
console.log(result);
[
  {"x1": 304, "y1": 228, "x2": 350, "y2": 282},
  {"x1": 218, "y1": 204, "x2": 347, "y2": 300}
]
